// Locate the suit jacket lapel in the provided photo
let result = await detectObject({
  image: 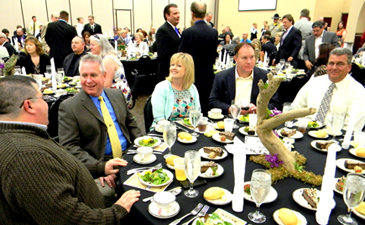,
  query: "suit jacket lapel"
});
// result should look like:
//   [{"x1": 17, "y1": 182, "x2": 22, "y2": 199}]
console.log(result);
[
  {"x1": 166, "y1": 22, "x2": 180, "y2": 41},
  {"x1": 251, "y1": 68, "x2": 260, "y2": 104},
  {"x1": 80, "y1": 91, "x2": 105, "y2": 125},
  {"x1": 228, "y1": 67, "x2": 236, "y2": 101}
]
